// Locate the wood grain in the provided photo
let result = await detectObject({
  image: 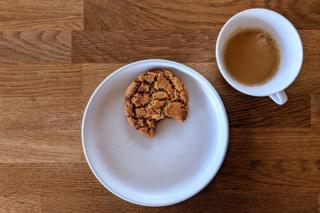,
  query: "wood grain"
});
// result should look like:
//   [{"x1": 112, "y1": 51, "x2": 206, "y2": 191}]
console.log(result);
[
  {"x1": 72, "y1": 29, "x2": 217, "y2": 63},
  {"x1": 0, "y1": 31, "x2": 71, "y2": 64},
  {"x1": 0, "y1": 130, "x2": 81, "y2": 163},
  {"x1": 1, "y1": 0, "x2": 320, "y2": 212},
  {"x1": 228, "y1": 128, "x2": 320, "y2": 160},
  {"x1": 84, "y1": 0, "x2": 320, "y2": 30},
  {"x1": 0, "y1": 195, "x2": 41, "y2": 213},
  {"x1": 0, "y1": 64, "x2": 81, "y2": 97},
  {"x1": 0, "y1": 97, "x2": 83, "y2": 130},
  {"x1": 311, "y1": 95, "x2": 320, "y2": 128},
  {"x1": 0, "y1": 164, "x2": 41, "y2": 212},
  {"x1": 0, "y1": 0, "x2": 83, "y2": 30},
  {"x1": 223, "y1": 95, "x2": 311, "y2": 128}
]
